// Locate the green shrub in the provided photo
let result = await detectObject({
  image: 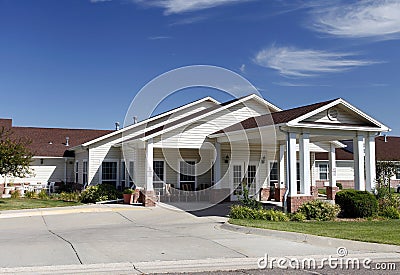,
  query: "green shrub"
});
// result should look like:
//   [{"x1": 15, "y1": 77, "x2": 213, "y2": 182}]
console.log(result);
[
  {"x1": 336, "y1": 183, "x2": 343, "y2": 190},
  {"x1": 10, "y1": 190, "x2": 21, "y2": 199},
  {"x1": 290, "y1": 212, "x2": 306, "y2": 222},
  {"x1": 229, "y1": 205, "x2": 288, "y2": 221},
  {"x1": 239, "y1": 185, "x2": 262, "y2": 209},
  {"x1": 123, "y1": 188, "x2": 135, "y2": 194},
  {"x1": 59, "y1": 192, "x2": 81, "y2": 202},
  {"x1": 38, "y1": 189, "x2": 49, "y2": 200},
  {"x1": 379, "y1": 206, "x2": 400, "y2": 219},
  {"x1": 24, "y1": 190, "x2": 36, "y2": 198},
  {"x1": 80, "y1": 184, "x2": 121, "y2": 203},
  {"x1": 335, "y1": 190, "x2": 378, "y2": 218},
  {"x1": 297, "y1": 200, "x2": 340, "y2": 221}
]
